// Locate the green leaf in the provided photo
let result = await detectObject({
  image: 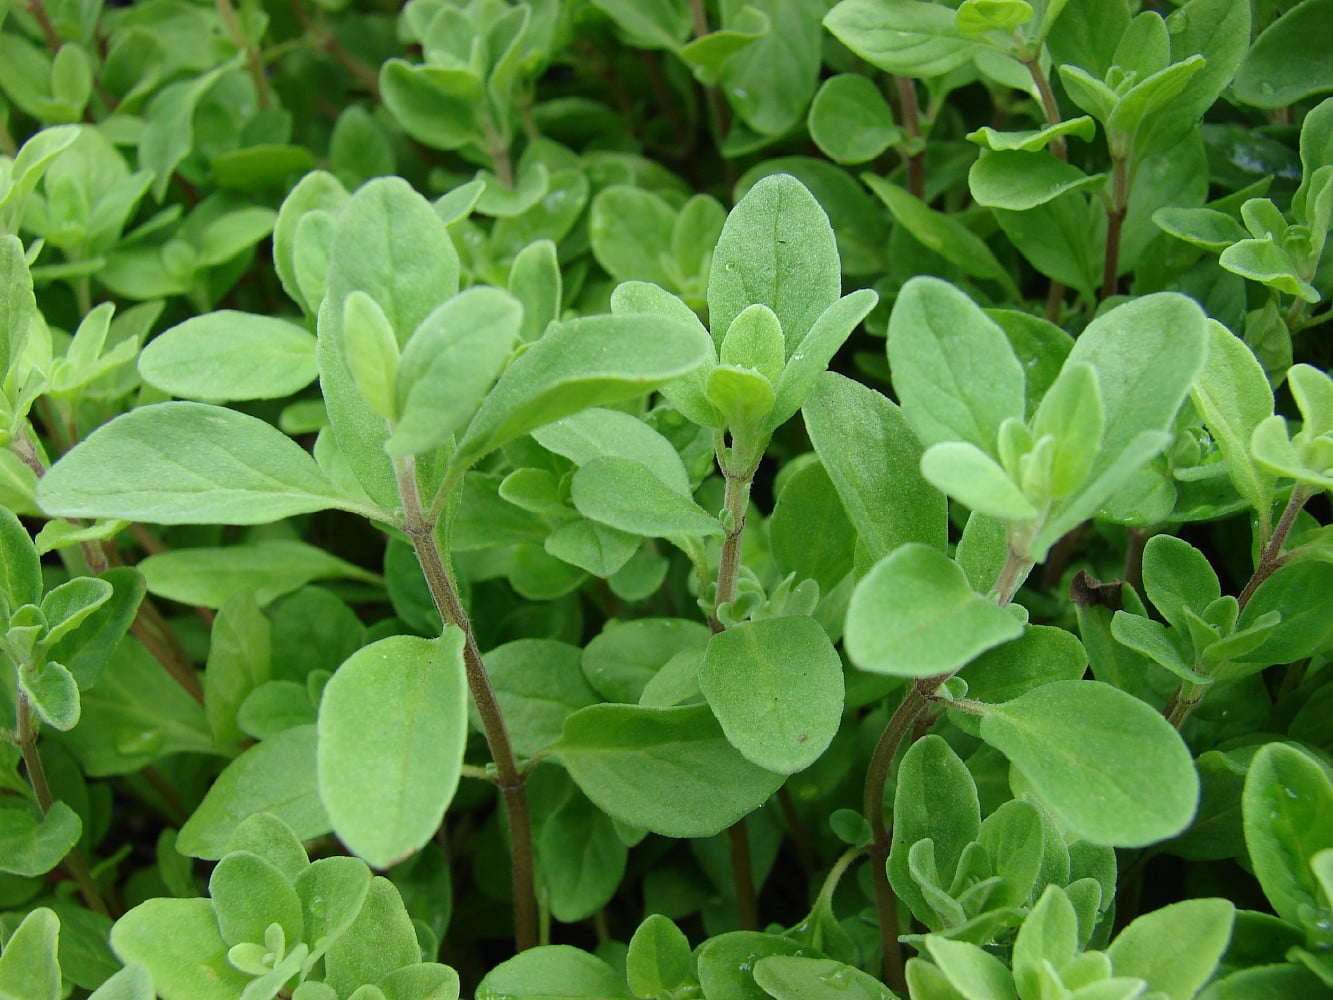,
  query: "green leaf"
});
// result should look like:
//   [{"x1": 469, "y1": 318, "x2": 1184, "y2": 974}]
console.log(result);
[
  {"x1": 477, "y1": 945, "x2": 633, "y2": 1000},
  {"x1": 1220, "y1": 238, "x2": 1320, "y2": 302},
  {"x1": 533, "y1": 408, "x2": 691, "y2": 496},
  {"x1": 845, "y1": 543, "x2": 1023, "y2": 677},
  {"x1": 1106, "y1": 898, "x2": 1234, "y2": 1000},
  {"x1": 961, "y1": 624, "x2": 1088, "y2": 706},
  {"x1": 713, "y1": 0, "x2": 824, "y2": 137},
  {"x1": 203, "y1": 592, "x2": 272, "y2": 751},
  {"x1": 803, "y1": 373, "x2": 947, "y2": 562},
  {"x1": 769, "y1": 288, "x2": 878, "y2": 432},
  {"x1": 137, "y1": 311, "x2": 317, "y2": 403},
  {"x1": 1030, "y1": 361, "x2": 1105, "y2": 501},
  {"x1": 752, "y1": 956, "x2": 899, "y2": 1000},
  {"x1": 1012, "y1": 886, "x2": 1077, "y2": 999},
  {"x1": 540, "y1": 790, "x2": 628, "y2": 923},
  {"x1": 1036, "y1": 292, "x2": 1208, "y2": 550},
  {"x1": 20, "y1": 659, "x2": 80, "y2": 730},
  {"x1": 626, "y1": 915, "x2": 694, "y2": 1000},
  {"x1": 864, "y1": 179, "x2": 1016, "y2": 294},
  {"x1": 379, "y1": 62, "x2": 483, "y2": 151},
  {"x1": 1141, "y1": 535, "x2": 1221, "y2": 635},
  {"x1": 470, "y1": 639, "x2": 599, "y2": 757},
  {"x1": 699, "y1": 616, "x2": 844, "y2": 774},
  {"x1": 920, "y1": 442, "x2": 1038, "y2": 521},
  {"x1": 1189, "y1": 321, "x2": 1275, "y2": 519},
  {"x1": 708, "y1": 173, "x2": 840, "y2": 356},
  {"x1": 0, "y1": 800, "x2": 81, "y2": 876},
  {"x1": 1234, "y1": 560, "x2": 1333, "y2": 666},
  {"x1": 296, "y1": 857, "x2": 372, "y2": 962},
  {"x1": 1153, "y1": 206, "x2": 1248, "y2": 252},
  {"x1": 138, "y1": 540, "x2": 379, "y2": 608},
  {"x1": 589, "y1": 186, "x2": 677, "y2": 287},
  {"x1": 554, "y1": 703, "x2": 785, "y2": 838},
  {"x1": 324, "y1": 877, "x2": 421, "y2": 999},
  {"x1": 0, "y1": 505, "x2": 41, "y2": 611},
  {"x1": 889, "y1": 735, "x2": 981, "y2": 927},
  {"x1": 177, "y1": 725, "x2": 328, "y2": 860},
  {"x1": 317, "y1": 632, "x2": 468, "y2": 870},
  {"x1": 452, "y1": 313, "x2": 711, "y2": 473},
  {"x1": 993, "y1": 191, "x2": 1104, "y2": 301},
  {"x1": 0, "y1": 233, "x2": 36, "y2": 375},
  {"x1": 0, "y1": 907, "x2": 60, "y2": 1000},
  {"x1": 58, "y1": 641, "x2": 213, "y2": 777},
  {"x1": 706, "y1": 365, "x2": 776, "y2": 435},
  {"x1": 968, "y1": 117, "x2": 1097, "y2": 153},
  {"x1": 969, "y1": 151, "x2": 1103, "y2": 211},
  {"x1": 37, "y1": 403, "x2": 370, "y2": 525},
  {"x1": 84, "y1": 963, "x2": 153, "y2": 1000},
  {"x1": 979, "y1": 680, "x2": 1199, "y2": 846},
  {"x1": 209, "y1": 851, "x2": 303, "y2": 947},
  {"x1": 887, "y1": 276, "x2": 1025, "y2": 457},
  {"x1": 1243, "y1": 742, "x2": 1333, "y2": 926},
  {"x1": 824, "y1": 0, "x2": 981, "y2": 77},
  {"x1": 110, "y1": 898, "x2": 251, "y2": 1000},
  {"x1": 226, "y1": 813, "x2": 310, "y2": 882},
  {"x1": 697, "y1": 931, "x2": 807, "y2": 1000},
  {"x1": 342, "y1": 290, "x2": 401, "y2": 420},
  {"x1": 769, "y1": 460, "x2": 855, "y2": 596},
  {"x1": 582, "y1": 618, "x2": 712, "y2": 704},
  {"x1": 1235, "y1": 0, "x2": 1333, "y2": 107},
  {"x1": 509, "y1": 238, "x2": 561, "y2": 343},
  {"x1": 570, "y1": 457, "x2": 723, "y2": 538},
  {"x1": 389, "y1": 286, "x2": 523, "y2": 455},
  {"x1": 808, "y1": 74, "x2": 901, "y2": 164},
  {"x1": 923, "y1": 936, "x2": 1015, "y2": 1000},
  {"x1": 273, "y1": 171, "x2": 348, "y2": 317},
  {"x1": 38, "y1": 576, "x2": 112, "y2": 647}
]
